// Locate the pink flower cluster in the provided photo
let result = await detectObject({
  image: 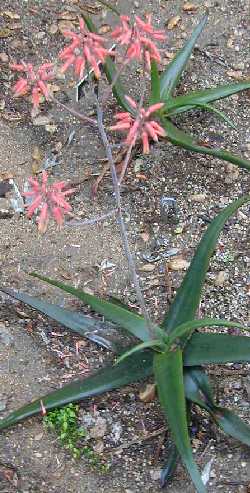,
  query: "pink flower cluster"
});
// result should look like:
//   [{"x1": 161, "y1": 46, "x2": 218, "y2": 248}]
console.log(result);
[
  {"x1": 110, "y1": 96, "x2": 165, "y2": 154},
  {"x1": 10, "y1": 62, "x2": 54, "y2": 109},
  {"x1": 111, "y1": 14, "x2": 166, "y2": 69},
  {"x1": 9, "y1": 14, "x2": 168, "y2": 231},
  {"x1": 59, "y1": 18, "x2": 110, "y2": 79},
  {"x1": 23, "y1": 171, "x2": 75, "y2": 233},
  {"x1": 10, "y1": 14, "x2": 166, "y2": 107}
]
